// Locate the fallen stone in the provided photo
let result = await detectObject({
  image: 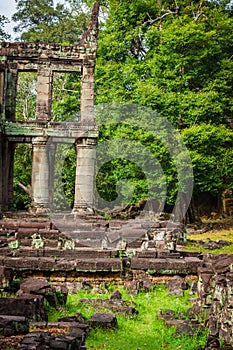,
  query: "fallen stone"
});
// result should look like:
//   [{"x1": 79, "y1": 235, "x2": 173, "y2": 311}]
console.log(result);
[
  {"x1": 158, "y1": 309, "x2": 177, "y2": 321},
  {"x1": 89, "y1": 312, "x2": 118, "y2": 329},
  {"x1": 80, "y1": 298, "x2": 138, "y2": 316},
  {"x1": 110, "y1": 290, "x2": 122, "y2": 300},
  {"x1": 165, "y1": 319, "x2": 204, "y2": 336},
  {"x1": 58, "y1": 313, "x2": 87, "y2": 324},
  {"x1": 166, "y1": 275, "x2": 188, "y2": 295},
  {"x1": 19, "y1": 278, "x2": 63, "y2": 308}
]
